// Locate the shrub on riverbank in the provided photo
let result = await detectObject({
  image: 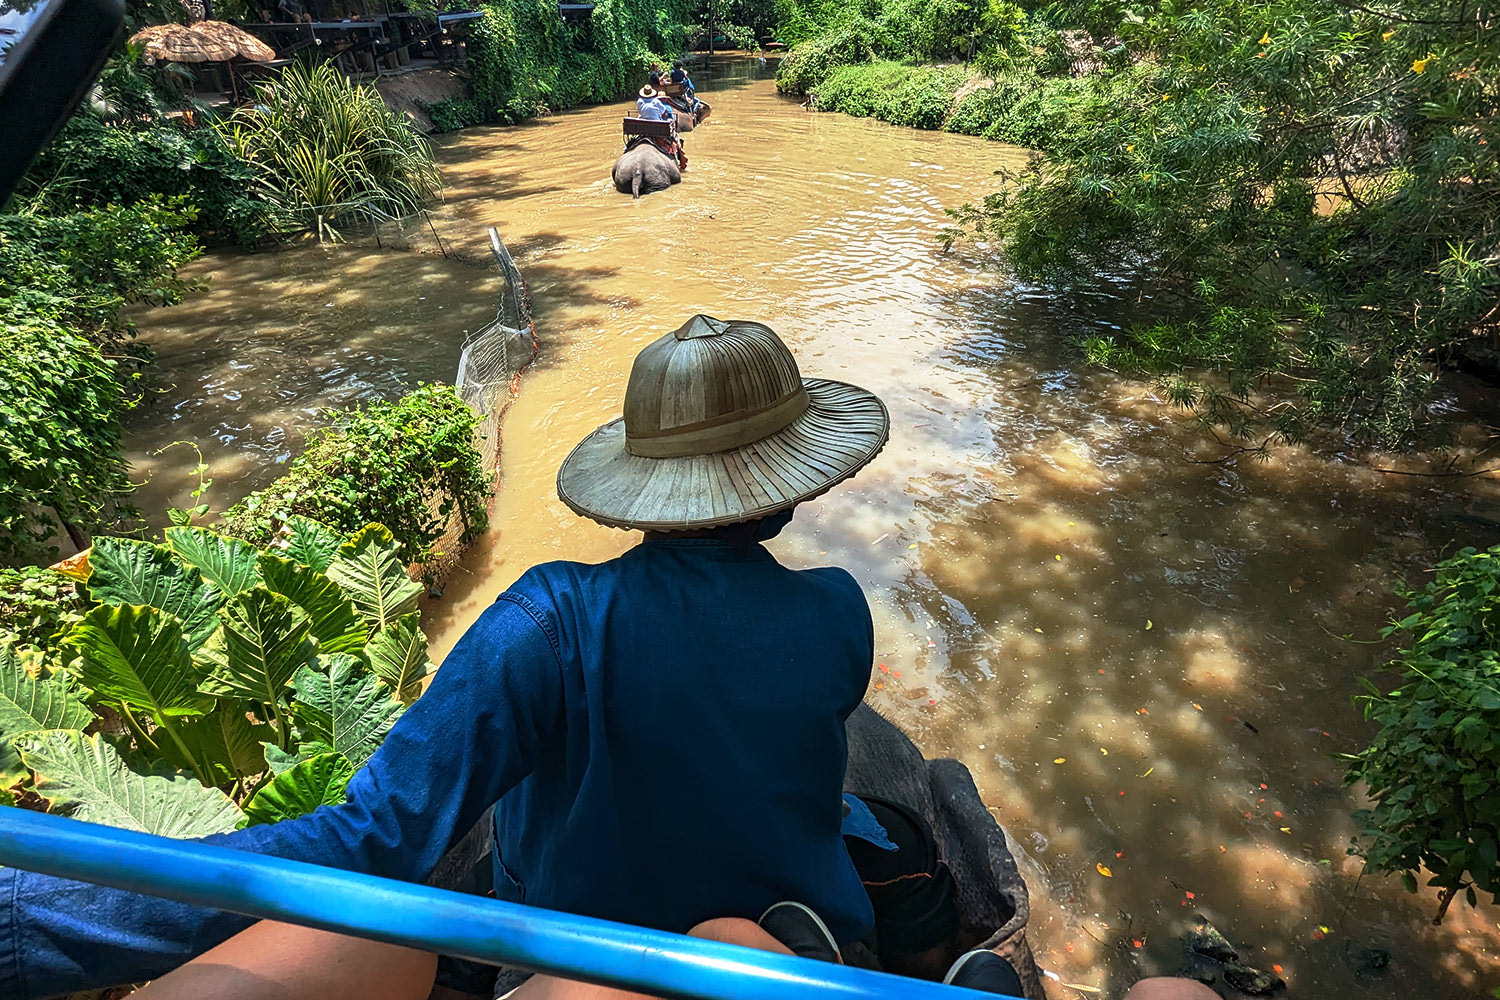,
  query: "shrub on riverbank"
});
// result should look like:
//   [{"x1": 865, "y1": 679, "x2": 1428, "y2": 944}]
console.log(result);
[
  {"x1": 19, "y1": 115, "x2": 272, "y2": 248},
  {"x1": 468, "y1": 0, "x2": 692, "y2": 122},
  {"x1": 1346, "y1": 545, "x2": 1500, "y2": 921},
  {"x1": 774, "y1": 0, "x2": 1028, "y2": 95},
  {"x1": 0, "y1": 520, "x2": 432, "y2": 826},
  {"x1": 0, "y1": 198, "x2": 204, "y2": 562},
  {"x1": 938, "y1": 2, "x2": 1500, "y2": 450},
  {"x1": 219, "y1": 385, "x2": 492, "y2": 573},
  {"x1": 220, "y1": 62, "x2": 442, "y2": 241}
]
